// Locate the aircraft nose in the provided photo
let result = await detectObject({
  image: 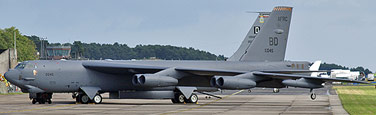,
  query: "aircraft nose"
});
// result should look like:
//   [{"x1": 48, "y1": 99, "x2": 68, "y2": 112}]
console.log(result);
[{"x1": 4, "y1": 69, "x2": 19, "y2": 83}]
